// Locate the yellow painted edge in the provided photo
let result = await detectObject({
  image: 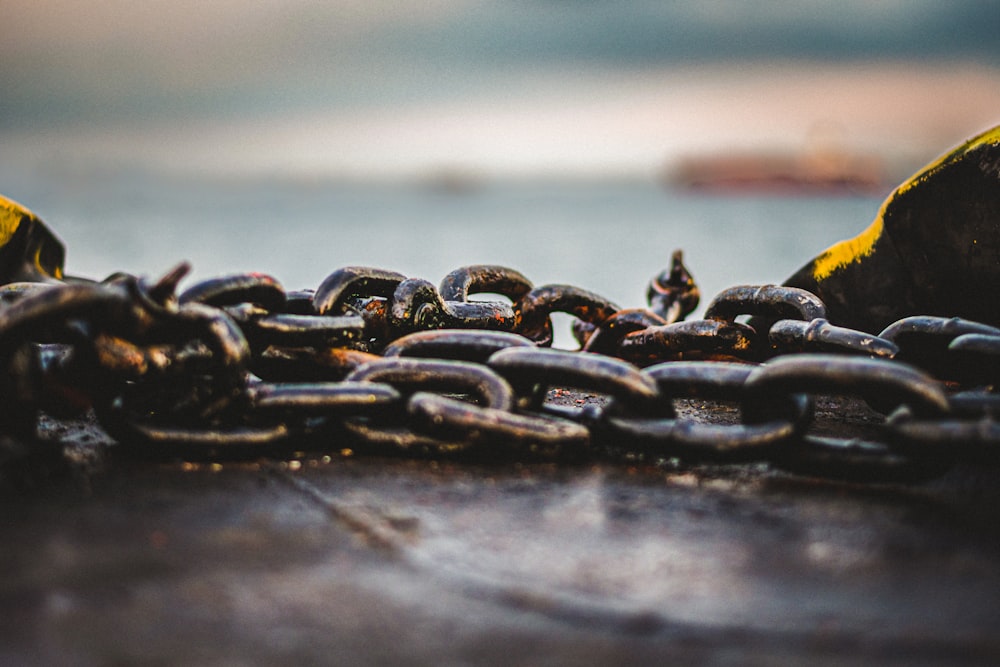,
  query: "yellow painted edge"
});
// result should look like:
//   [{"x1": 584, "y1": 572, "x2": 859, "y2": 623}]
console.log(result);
[
  {"x1": 0, "y1": 194, "x2": 33, "y2": 247},
  {"x1": 811, "y1": 123, "x2": 1000, "y2": 283},
  {"x1": 811, "y1": 214, "x2": 884, "y2": 282},
  {"x1": 896, "y1": 124, "x2": 1000, "y2": 197}
]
